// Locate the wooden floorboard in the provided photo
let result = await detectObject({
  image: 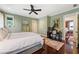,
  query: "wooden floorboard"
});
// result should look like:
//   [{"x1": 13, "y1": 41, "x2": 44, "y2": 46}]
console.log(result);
[{"x1": 33, "y1": 45, "x2": 79, "y2": 54}]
